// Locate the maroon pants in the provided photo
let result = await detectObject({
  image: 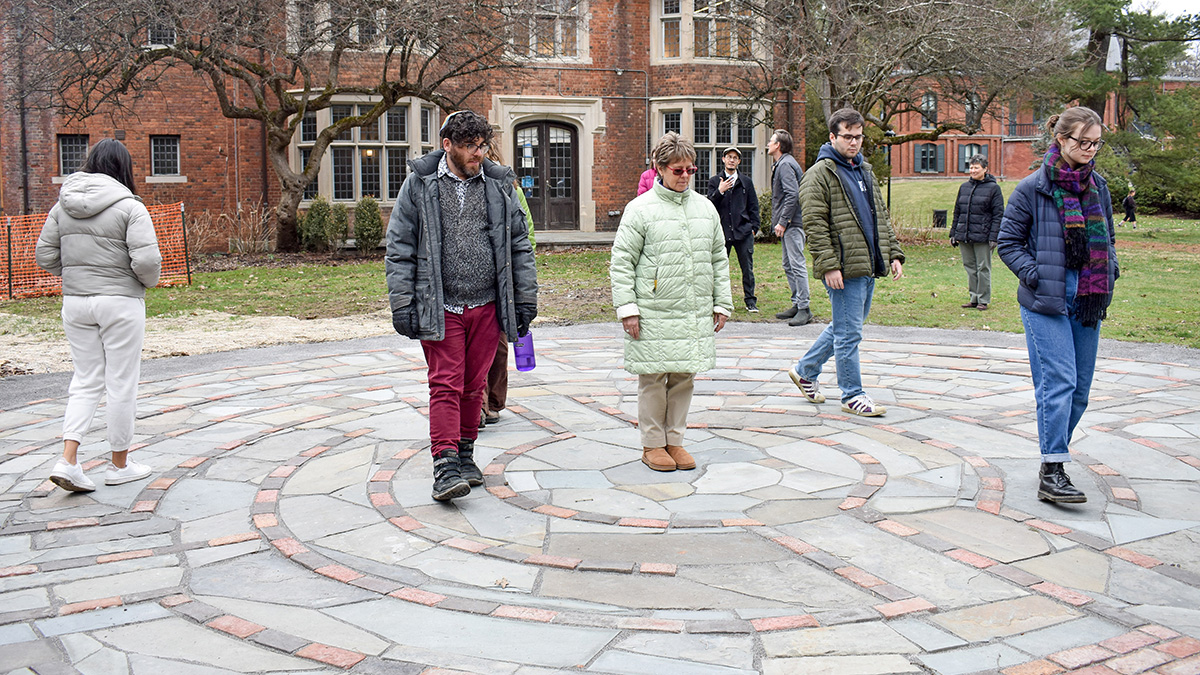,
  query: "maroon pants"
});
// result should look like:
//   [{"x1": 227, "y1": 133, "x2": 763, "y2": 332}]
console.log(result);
[
  {"x1": 486, "y1": 337, "x2": 509, "y2": 413},
  {"x1": 420, "y1": 304, "x2": 502, "y2": 456}
]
